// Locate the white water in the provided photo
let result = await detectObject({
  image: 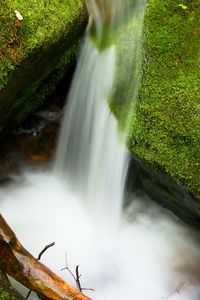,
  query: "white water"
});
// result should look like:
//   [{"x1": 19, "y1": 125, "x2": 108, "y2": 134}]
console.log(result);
[
  {"x1": 54, "y1": 0, "x2": 146, "y2": 229},
  {"x1": 1, "y1": 0, "x2": 200, "y2": 299},
  {"x1": 1, "y1": 172, "x2": 200, "y2": 300},
  {"x1": 54, "y1": 38, "x2": 128, "y2": 228}
]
